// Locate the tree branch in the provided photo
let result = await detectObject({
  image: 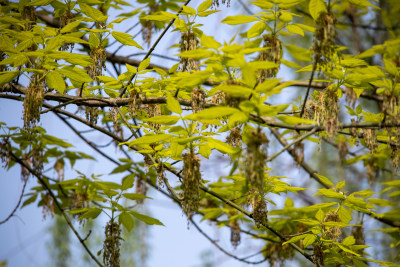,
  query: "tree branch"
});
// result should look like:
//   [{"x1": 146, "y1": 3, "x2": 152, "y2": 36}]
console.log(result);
[{"x1": 0, "y1": 175, "x2": 28, "y2": 225}]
